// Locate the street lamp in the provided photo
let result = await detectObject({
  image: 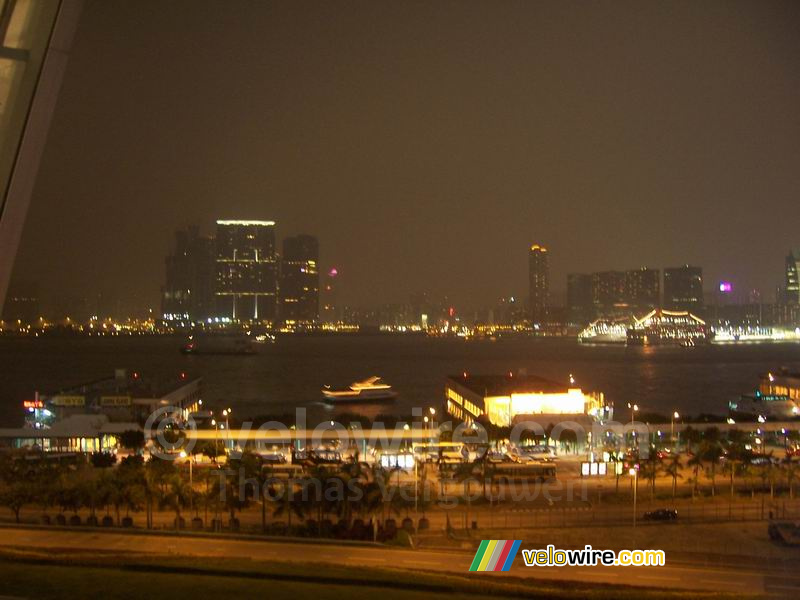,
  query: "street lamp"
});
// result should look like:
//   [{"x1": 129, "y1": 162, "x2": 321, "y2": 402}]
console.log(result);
[
  {"x1": 671, "y1": 411, "x2": 680, "y2": 449},
  {"x1": 627, "y1": 403, "x2": 639, "y2": 447},
  {"x1": 222, "y1": 408, "x2": 232, "y2": 451},
  {"x1": 630, "y1": 467, "x2": 638, "y2": 528},
  {"x1": 211, "y1": 419, "x2": 220, "y2": 455}
]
